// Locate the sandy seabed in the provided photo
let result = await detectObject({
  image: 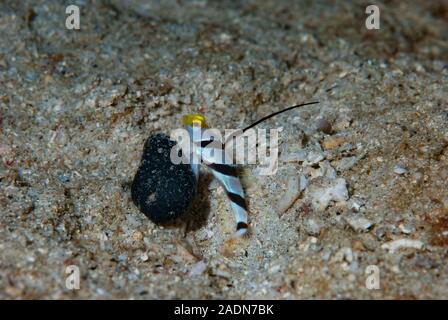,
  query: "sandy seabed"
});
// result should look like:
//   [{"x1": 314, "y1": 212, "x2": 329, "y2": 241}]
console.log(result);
[{"x1": 0, "y1": 0, "x2": 447, "y2": 299}]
